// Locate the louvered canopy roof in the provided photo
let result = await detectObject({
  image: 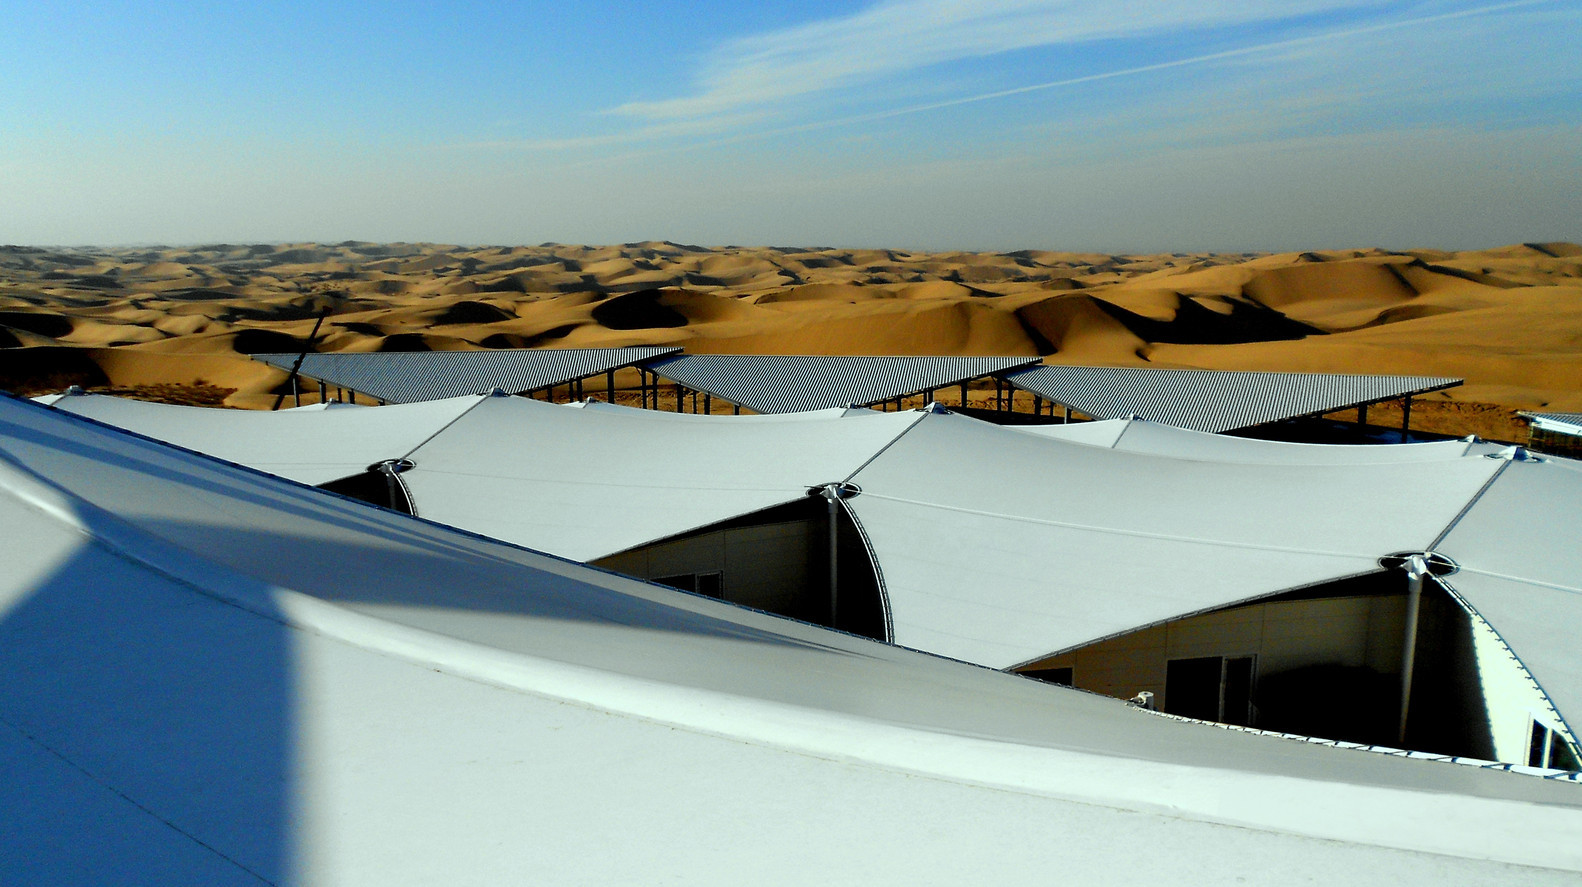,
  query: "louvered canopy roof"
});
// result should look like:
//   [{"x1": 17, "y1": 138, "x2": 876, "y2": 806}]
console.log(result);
[
  {"x1": 252, "y1": 347, "x2": 681, "y2": 404},
  {"x1": 1522, "y1": 412, "x2": 1582, "y2": 434},
  {"x1": 644, "y1": 353, "x2": 1040, "y2": 413},
  {"x1": 1005, "y1": 364, "x2": 1461, "y2": 433}
]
